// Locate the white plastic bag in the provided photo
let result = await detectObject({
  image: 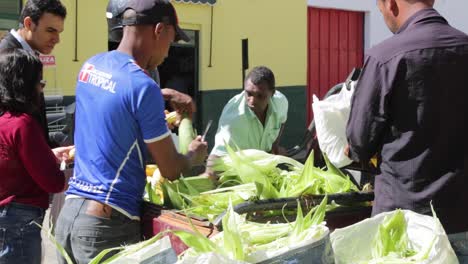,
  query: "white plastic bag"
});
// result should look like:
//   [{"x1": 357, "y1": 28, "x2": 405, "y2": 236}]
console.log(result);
[
  {"x1": 329, "y1": 210, "x2": 459, "y2": 264},
  {"x1": 178, "y1": 224, "x2": 330, "y2": 264},
  {"x1": 245, "y1": 224, "x2": 329, "y2": 263},
  {"x1": 312, "y1": 82, "x2": 355, "y2": 168}
]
